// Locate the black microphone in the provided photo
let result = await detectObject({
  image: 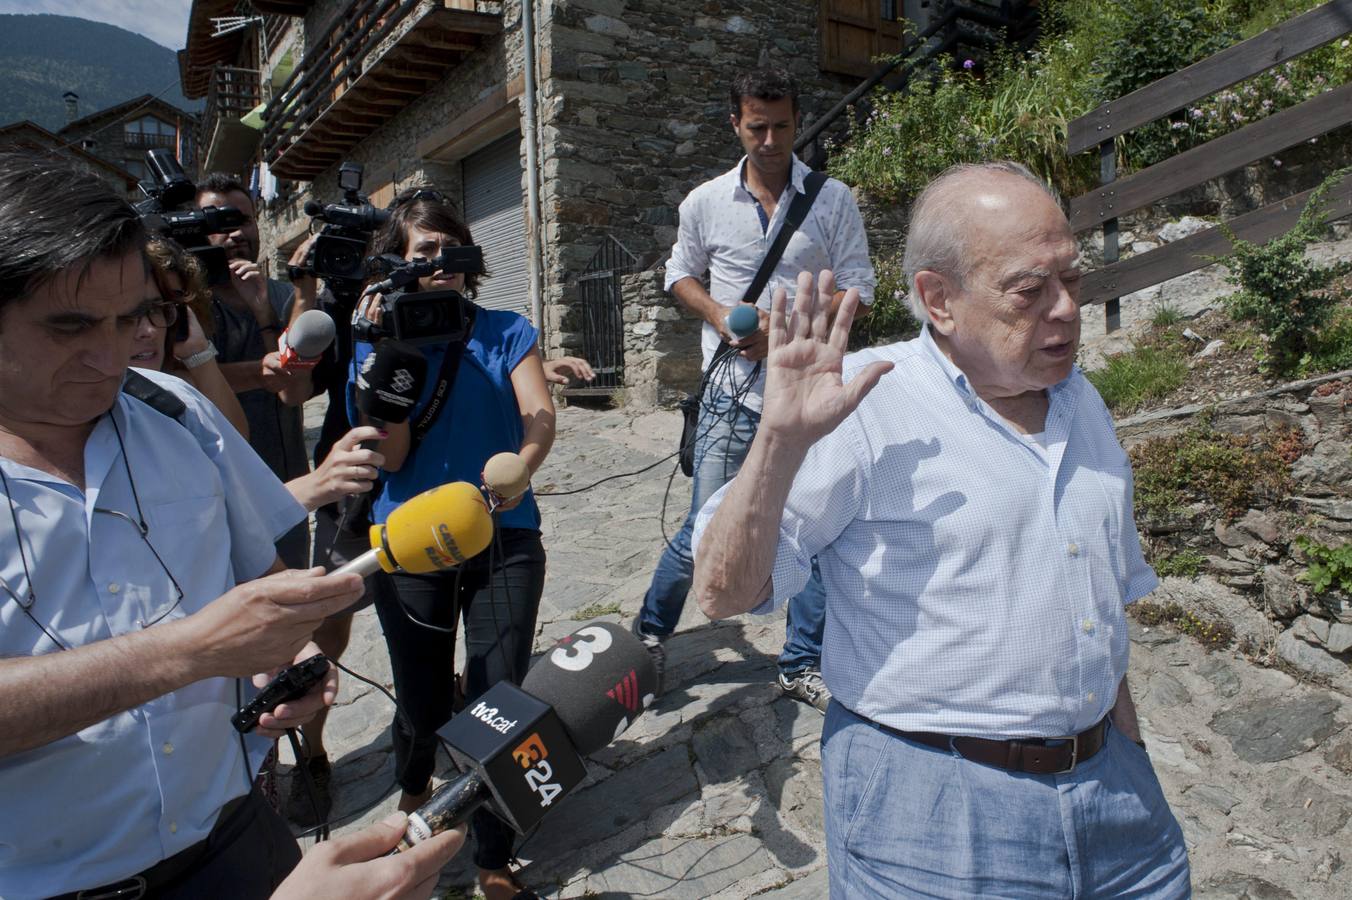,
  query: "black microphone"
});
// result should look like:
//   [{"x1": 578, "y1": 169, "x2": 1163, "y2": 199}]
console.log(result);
[
  {"x1": 338, "y1": 339, "x2": 428, "y2": 533},
  {"x1": 355, "y1": 339, "x2": 427, "y2": 426},
  {"x1": 395, "y1": 621, "x2": 658, "y2": 850}
]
